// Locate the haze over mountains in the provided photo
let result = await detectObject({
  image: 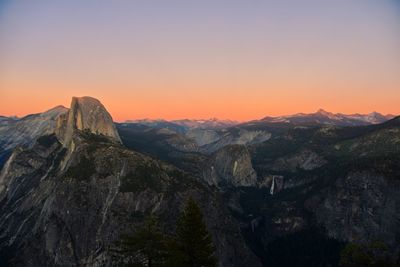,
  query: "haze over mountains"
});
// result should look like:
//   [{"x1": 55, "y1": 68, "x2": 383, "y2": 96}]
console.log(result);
[
  {"x1": 124, "y1": 109, "x2": 395, "y2": 130},
  {"x1": 0, "y1": 97, "x2": 399, "y2": 266},
  {"x1": 259, "y1": 109, "x2": 395, "y2": 126},
  {"x1": 126, "y1": 118, "x2": 239, "y2": 132},
  {"x1": 2, "y1": 105, "x2": 394, "y2": 133}
]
